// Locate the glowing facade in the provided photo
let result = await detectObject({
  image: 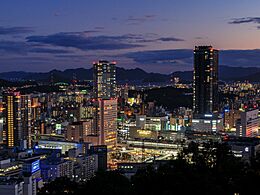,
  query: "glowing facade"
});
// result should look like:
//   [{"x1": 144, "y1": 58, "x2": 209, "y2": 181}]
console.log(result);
[
  {"x1": 96, "y1": 99, "x2": 117, "y2": 151},
  {"x1": 93, "y1": 60, "x2": 117, "y2": 151},
  {"x1": 4, "y1": 92, "x2": 32, "y2": 148}
]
